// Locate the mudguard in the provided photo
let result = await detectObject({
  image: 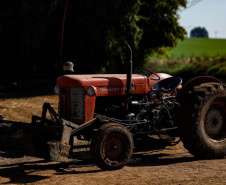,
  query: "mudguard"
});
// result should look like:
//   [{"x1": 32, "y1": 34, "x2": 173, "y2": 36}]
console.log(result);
[{"x1": 176, "y1": 76, "x2": 221, "y2": 102}]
